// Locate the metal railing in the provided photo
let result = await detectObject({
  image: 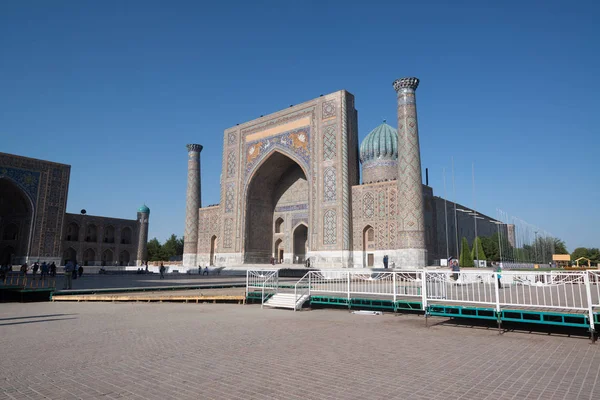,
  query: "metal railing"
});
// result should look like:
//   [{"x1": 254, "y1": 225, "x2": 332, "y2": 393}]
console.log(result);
[
  {"x1": 245, "y1": 269, "x2": 600, "y2": 332},
  {"x1": 261, "y1": 273, "x2": 278, "y2": 309},
  {"x1": 294, "y1": 272, "x2": 311, "y2": 312},
  {"x1": 246, "y1": 269, "x2": 279, "y2": 308},
  {"x1": 1, "y1": 273, "x2": 56, "y2": 289}
]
